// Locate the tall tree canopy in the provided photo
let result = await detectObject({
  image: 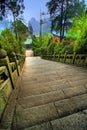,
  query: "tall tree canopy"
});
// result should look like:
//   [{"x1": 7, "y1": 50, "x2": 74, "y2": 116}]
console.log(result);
[
  {"x1": 0, "y1": 0, "x2": 24, "y2": 20},
  {"x1": 12, "y1": 19, "x2": 29, "y2": 41},
  {"x1": 46, "y1": 0, "x2": 86, "y2": 40}
]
